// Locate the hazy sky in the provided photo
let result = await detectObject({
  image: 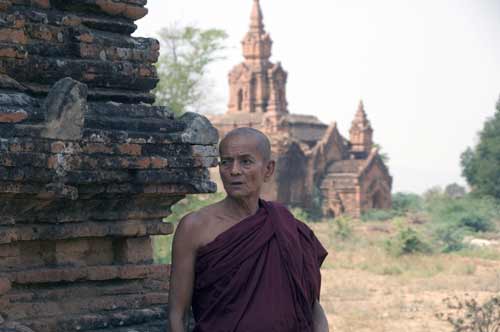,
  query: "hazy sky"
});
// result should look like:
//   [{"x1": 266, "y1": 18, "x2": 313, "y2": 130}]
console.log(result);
[{"x1": 136, "y1": 0, "x2": 500, "y2": 194}]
